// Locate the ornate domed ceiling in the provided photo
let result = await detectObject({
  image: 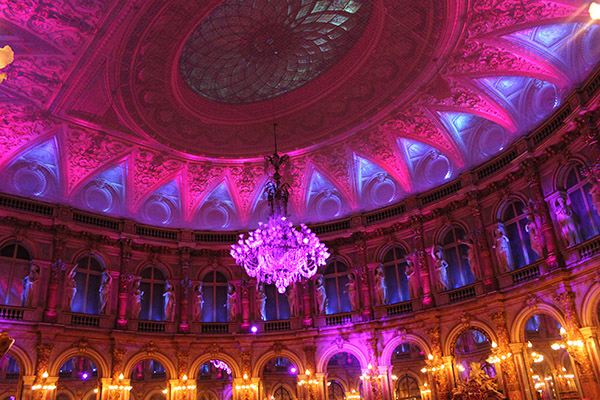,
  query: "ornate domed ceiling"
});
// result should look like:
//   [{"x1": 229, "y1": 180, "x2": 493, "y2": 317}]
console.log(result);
[{"x1": 0, "y1": 0, "x2": 599, "y2": 230}]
